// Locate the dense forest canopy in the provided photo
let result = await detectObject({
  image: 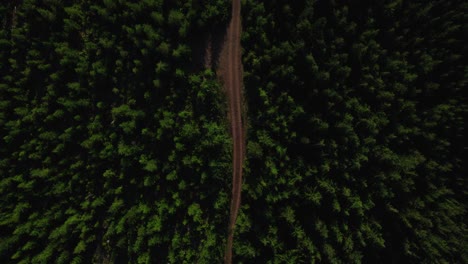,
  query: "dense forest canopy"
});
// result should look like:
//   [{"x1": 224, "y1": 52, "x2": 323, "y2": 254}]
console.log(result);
[
  {"x1": 1, "y1": 0, "x2": 232, "y2": 263},
  {"x1": 1, "y1": 0, "x2": 466, "y2": 263},
  {"x1": 240, "y1": 0, "x2": 467, "y2": 262}
]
